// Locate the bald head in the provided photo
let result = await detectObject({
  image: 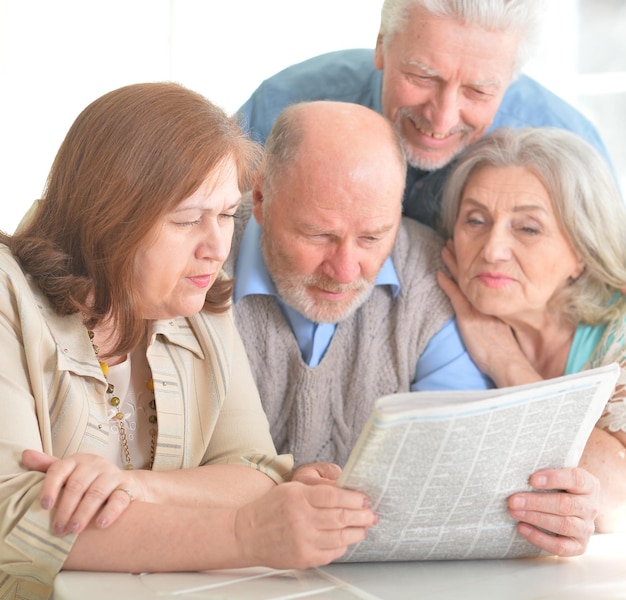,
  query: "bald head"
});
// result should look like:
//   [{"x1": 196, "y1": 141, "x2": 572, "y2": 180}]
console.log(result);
[
  {"x1": 253, "y1": 101, "x2": 407, "y2": 324},
  {"x1": 262, "y1": 100, "x2": 407, "y2": 201}
]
